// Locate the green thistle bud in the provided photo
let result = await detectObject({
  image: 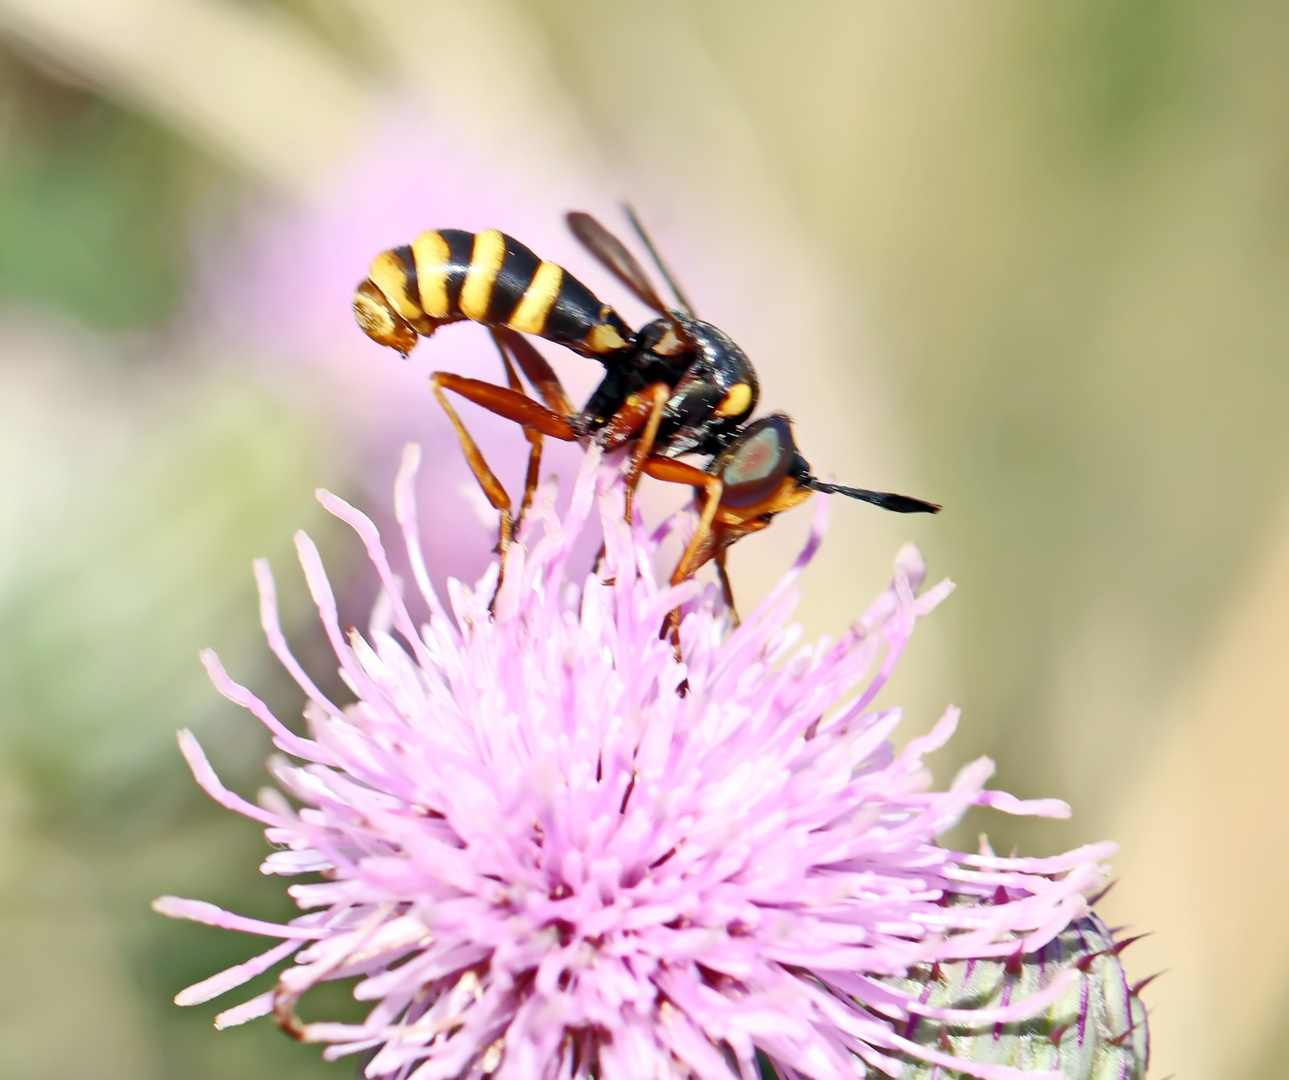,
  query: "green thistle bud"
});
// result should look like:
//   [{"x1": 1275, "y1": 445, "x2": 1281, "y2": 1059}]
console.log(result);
[{"x1": 880, "y1": 912, "x2": 1149, "y2": 1080}]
